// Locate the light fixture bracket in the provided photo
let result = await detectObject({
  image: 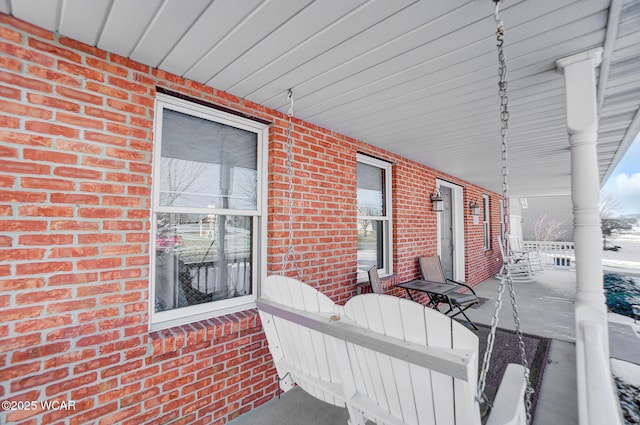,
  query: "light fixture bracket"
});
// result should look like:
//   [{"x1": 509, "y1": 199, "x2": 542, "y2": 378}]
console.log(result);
[
  {"x1": 469, "y1": 199, "x2": 481, "y2": 216},
  {"x1": 430, "y1": 190, "x2": 444, "y2": 213}
]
